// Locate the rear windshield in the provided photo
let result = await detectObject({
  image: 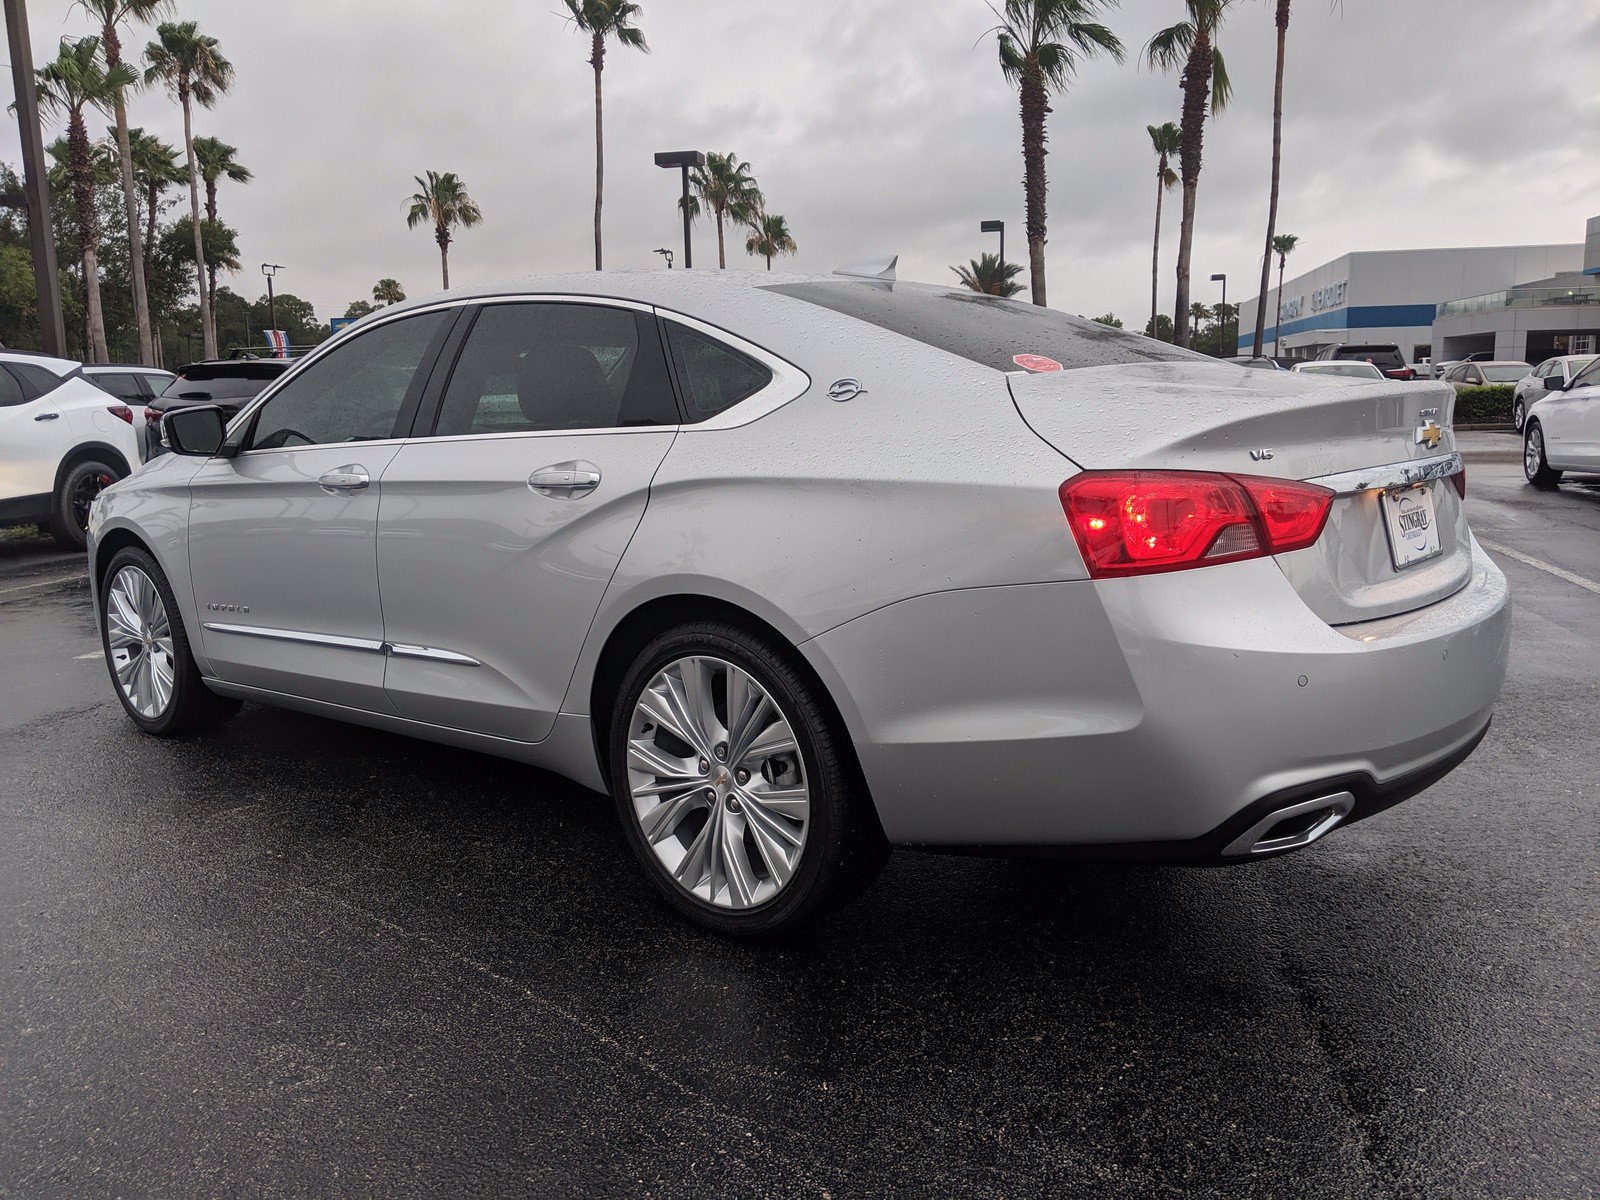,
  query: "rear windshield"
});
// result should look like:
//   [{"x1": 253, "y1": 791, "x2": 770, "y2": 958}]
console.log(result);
[
  {"x1": 763, "y1": 281, "x2": 1208, "y2": 372},
  {"x1": 161, "y1": 374, "x2": 277, "y2": 401},
  {"x1": 1331, "y1": 346, "x2": 1404, "y2": 368},
  {"x1": 1305, "y1": 363, "x2": 1380, "y2": 378},
  {"x1": 1481, "y1": 364, "x2": 1529, "y2": 382}
]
